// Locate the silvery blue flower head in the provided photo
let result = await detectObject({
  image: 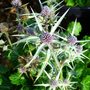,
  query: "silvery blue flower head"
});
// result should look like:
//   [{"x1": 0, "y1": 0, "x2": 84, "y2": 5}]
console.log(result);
[
  {"x1": 67, "y1": 35, "x2": 77, "y2": 45},
  {"x1": 17, "y1": 24, "x2": 23, "y2": 32},
  {"x1": 26, "y1": 27, "x2": 35, "y2": 35},
  {"x1": 11, "y1": 0, "x2": 22, "y2": 7},
  {"x1": 75, "y1": 45, "x2": 83, "y2": 53},
  {"x1": 40, "y1": 32, "x2": 53, "y2": 44},
  {"x1": 18, "y1": 67, "x2": 27, "y2": 74},
  {"x1": 50, "y1": 79, "x2": 59, "y2": 89},
  {"x1": 41, "y1": 6, "x2": 51, "y2": 17}
]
